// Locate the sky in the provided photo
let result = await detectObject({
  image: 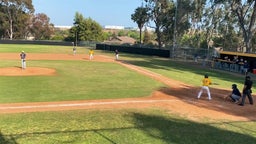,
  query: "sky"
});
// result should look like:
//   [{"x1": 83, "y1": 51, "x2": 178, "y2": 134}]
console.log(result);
[{"x1": 33, "y1": 0, "x2": 143, "y2": 27}]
